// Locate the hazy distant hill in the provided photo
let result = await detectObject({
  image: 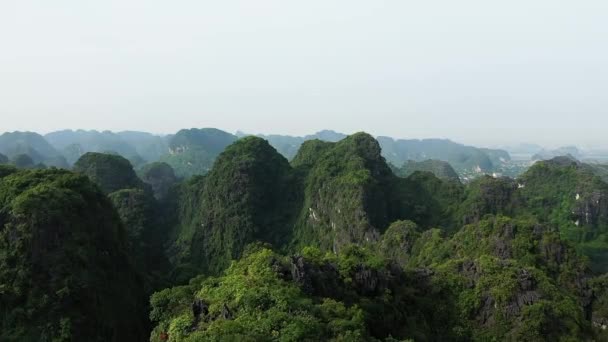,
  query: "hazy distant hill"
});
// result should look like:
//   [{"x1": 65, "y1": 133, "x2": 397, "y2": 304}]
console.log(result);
[
  {"x1": 115, "y1": 131, "x2": 169, "y2": 162},
  {"x1": 250, "y1": 130, "x2": 508, "y2": 177},
  {"x1": 395, "y1": 159, "x2": 460, "y2": 182},
  {"x1": 45, "y1": 129, "x2": 167, "y2": 165},
  {"x1": 377, "y1": 136, "x2": 510, "y2": 174},
  {"x1": 0, "y1": 131, "x2": 68, "y2": 168},
  {"x1": 242, "y1": 130, "x2": 347, "y2": 160},
  {"x1": 160, "y1": 128, "x2": 238, "y2": 178},
  {"x1": 2, "y1": 131, "x2": 608, "y2": 341},
  {"x1": 532, "y1": 146, "x2": 582, "y2": 161}
]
